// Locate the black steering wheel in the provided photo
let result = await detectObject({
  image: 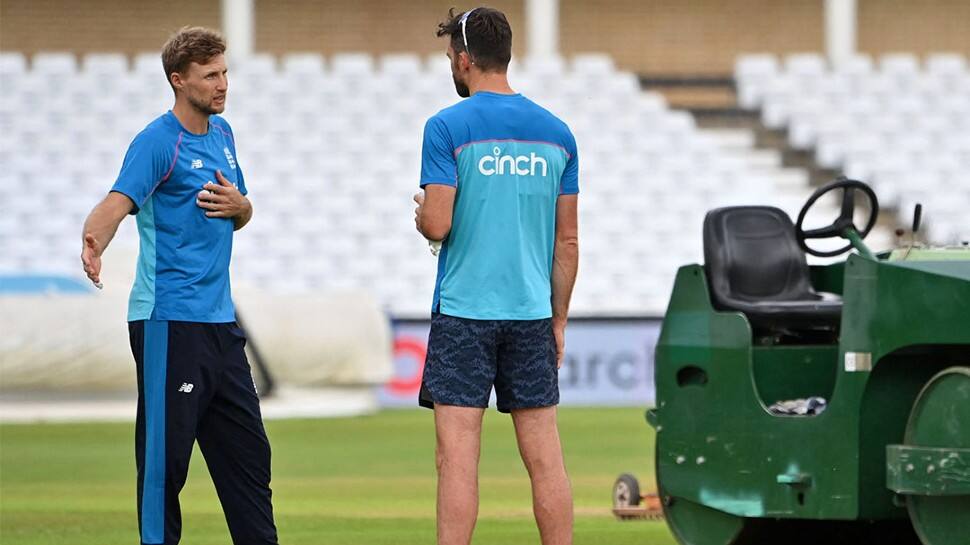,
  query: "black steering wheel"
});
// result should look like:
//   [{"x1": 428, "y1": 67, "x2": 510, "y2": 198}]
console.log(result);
[{"x1": 795, "y1": 177, "x2": 879, "y2": 257}]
